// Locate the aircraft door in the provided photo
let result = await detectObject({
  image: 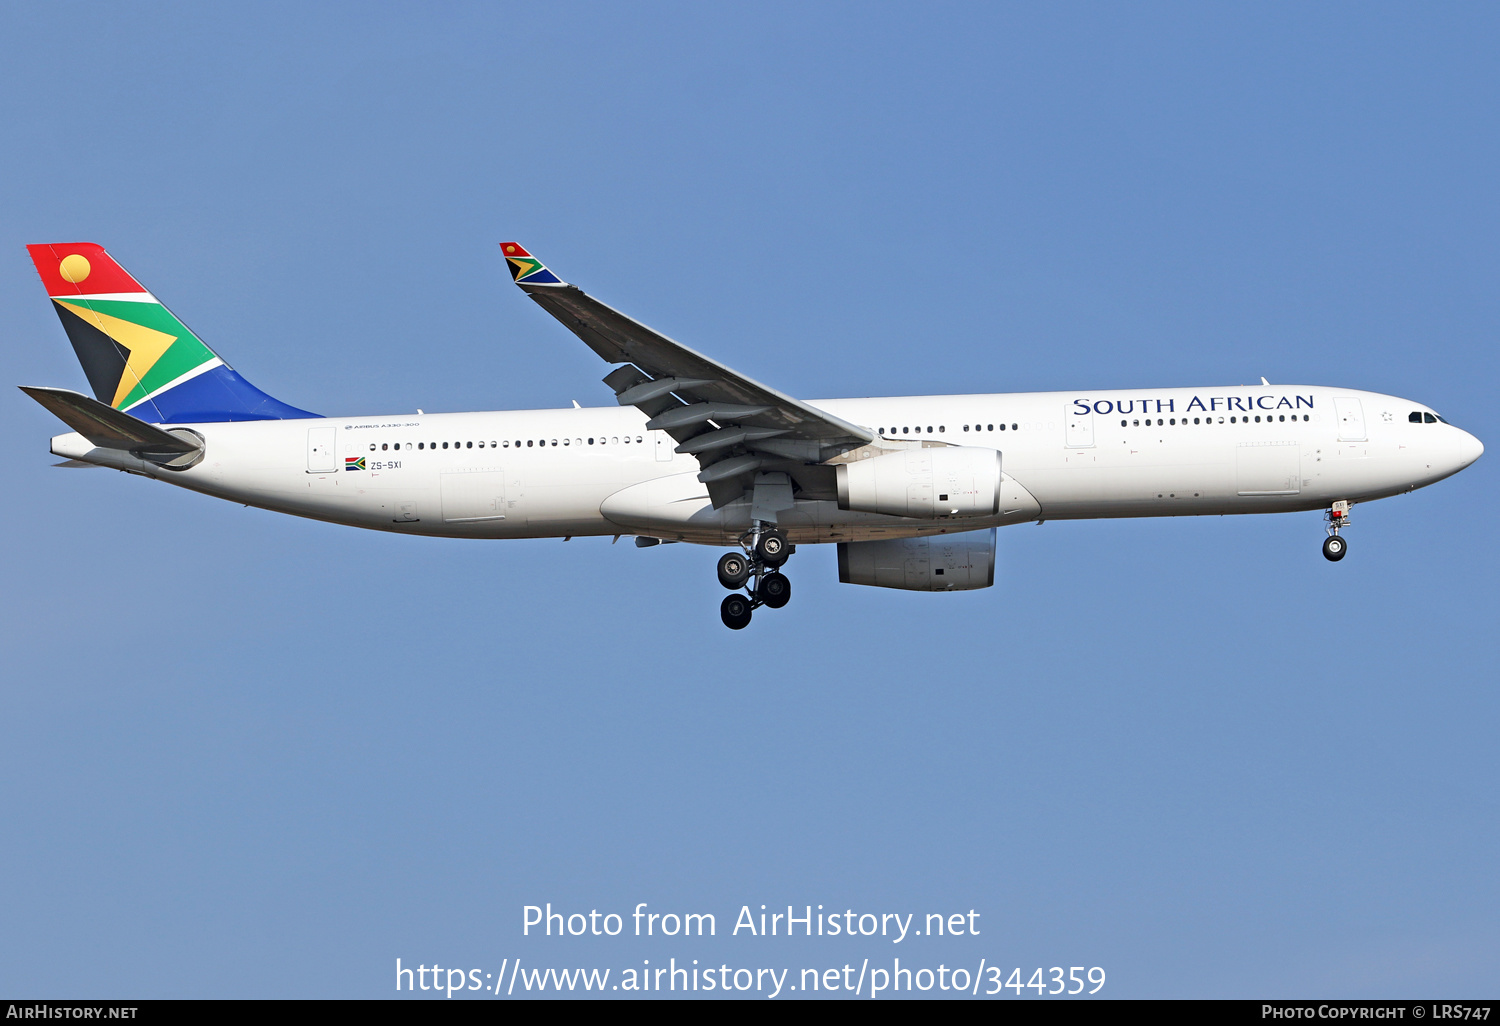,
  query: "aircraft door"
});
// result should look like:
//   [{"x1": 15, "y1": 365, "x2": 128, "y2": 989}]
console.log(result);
[
  {"x1": 306, "y1": 427, "x2": 336, "y2": 473},
  {"x1": 1334, "y1": 397, "x2": 1366, "y2": 441},
  {"x1": 654, "y1": 431, "x2": 674, "y2": 462},
  {"x1": 1065, "y1": 404, "x2": 1094, "y2": 448}
]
